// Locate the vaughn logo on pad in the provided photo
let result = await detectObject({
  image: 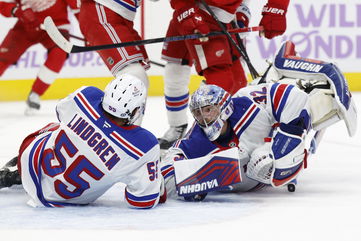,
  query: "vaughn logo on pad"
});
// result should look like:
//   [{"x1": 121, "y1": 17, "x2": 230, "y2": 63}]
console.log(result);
[
  {"x1": 178, "y1": 179, "x2": 219, "y2": 195},
  {"x1": 283, "y1": 59, "x2": 323, "y2": 72}
]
